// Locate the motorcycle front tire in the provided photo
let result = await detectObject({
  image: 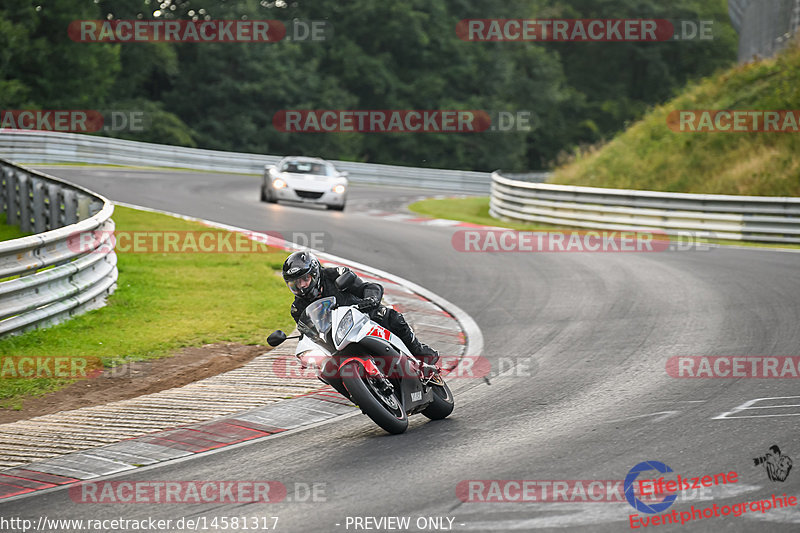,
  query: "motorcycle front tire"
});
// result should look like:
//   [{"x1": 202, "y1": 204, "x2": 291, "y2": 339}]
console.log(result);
[{"x1": 341, "y1": 361, "x2": 408, "y2": 435}]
